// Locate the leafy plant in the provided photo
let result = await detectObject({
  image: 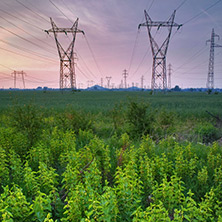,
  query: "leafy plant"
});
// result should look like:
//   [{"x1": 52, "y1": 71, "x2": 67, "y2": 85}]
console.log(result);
[
  {"x1": 0, "y1": 185, "x2": 32, "y2": 221},
  {"x1": 126, "y1": 100, "x2": 154, "y2": 138},
  {"x1": 10, "y1": 104, "x2": 43, "y2": 147}
]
